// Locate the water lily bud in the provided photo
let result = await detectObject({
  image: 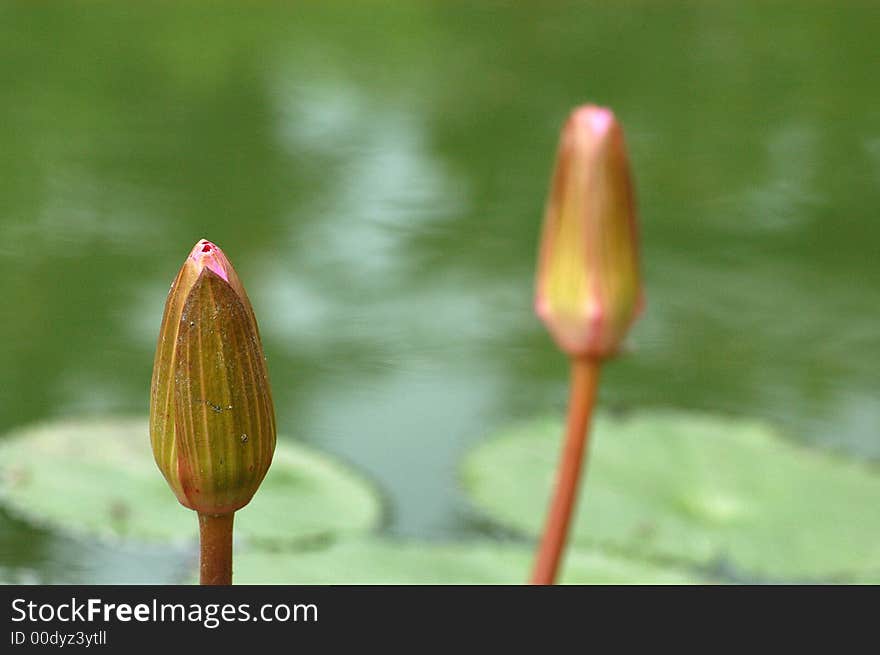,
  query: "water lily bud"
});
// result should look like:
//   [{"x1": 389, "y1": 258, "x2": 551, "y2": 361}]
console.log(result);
[
  {"x1": 150, "y1": 239, "x2": 275, "y2": 515},
  {"x1": 534, "y1": 105, "x2": 643, "y2": 359}
]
